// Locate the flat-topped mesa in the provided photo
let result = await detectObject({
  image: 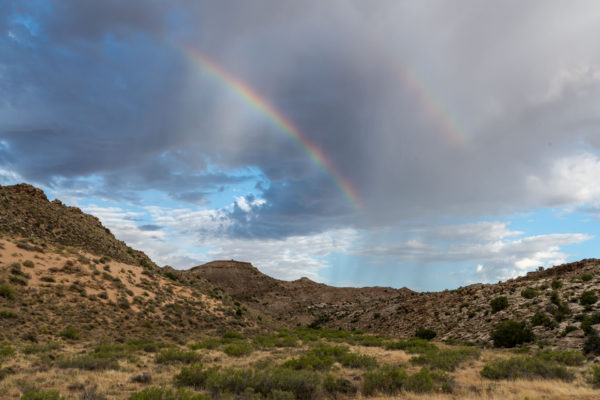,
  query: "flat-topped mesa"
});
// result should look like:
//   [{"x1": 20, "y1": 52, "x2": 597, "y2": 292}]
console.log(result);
[{"x1": 0, "y1": 183, "x2": 157, "y2": 270}]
